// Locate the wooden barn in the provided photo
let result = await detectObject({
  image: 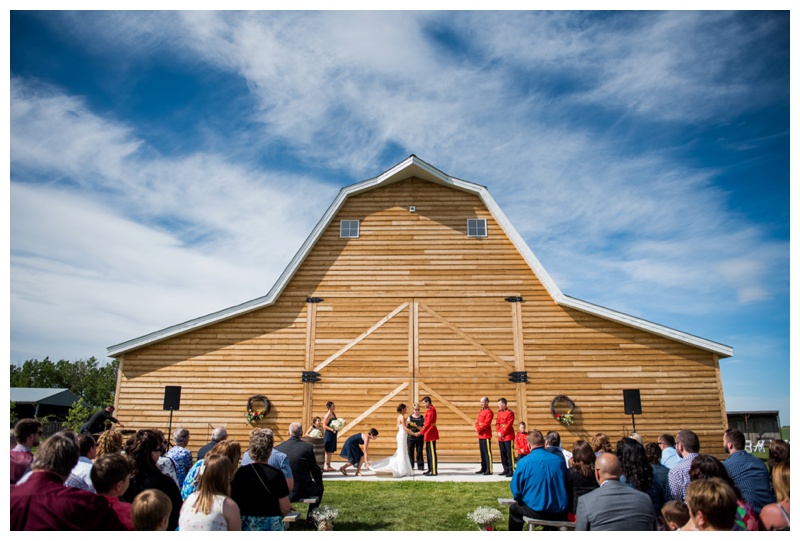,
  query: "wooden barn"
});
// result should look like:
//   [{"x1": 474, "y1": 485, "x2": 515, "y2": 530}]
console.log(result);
[{"x1": 108, "y1": 156, "x2": 733, "y2": 461}]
